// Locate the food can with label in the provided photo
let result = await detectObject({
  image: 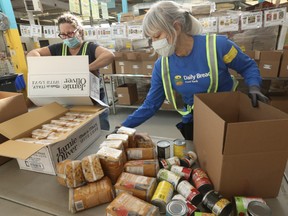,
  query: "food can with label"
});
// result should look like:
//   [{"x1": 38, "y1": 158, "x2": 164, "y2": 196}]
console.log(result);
[
  {"x1": 170, "y1": 165, "x2": 192, "y2": 181},
  {"x1": 157, "y1": 168, "x2": 183, "y2": 189},
  {"x1": 180, "y1": 151, "x2": 198, "y2": 168},
  {"x1": 177, "y1": 180, "x2": 203, "y2": 206},
  {"x1": 172, "y1": 194, "x2": 199, "y2": 216},
  {"x1": 173, "y1": 139, "x2": 186, "y2": 158},
  {"x1": 192, "y1": 168, "x2": 213, "y2": 195},
  {"x1": 157, "y1": 140, "x2": 171, "y2": 159},
  {"x1": 247, "y1": 200, "x2": 272, "y2": 216},
  {"x1": 166, "y1": 199, "x2": 188, "y2": 216},
  {"x1": 202, "y1": 190, "x2": 233, "y2": 216},
  {"x1": 151, "y1": 180, "x2": 174, "y2": 214},
  {"x1": 234, "y1": 196, "x2": 267, "y2": 215},
  {"x1": 160, "y1": 156, "x2": 181, "y2": 169}
]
